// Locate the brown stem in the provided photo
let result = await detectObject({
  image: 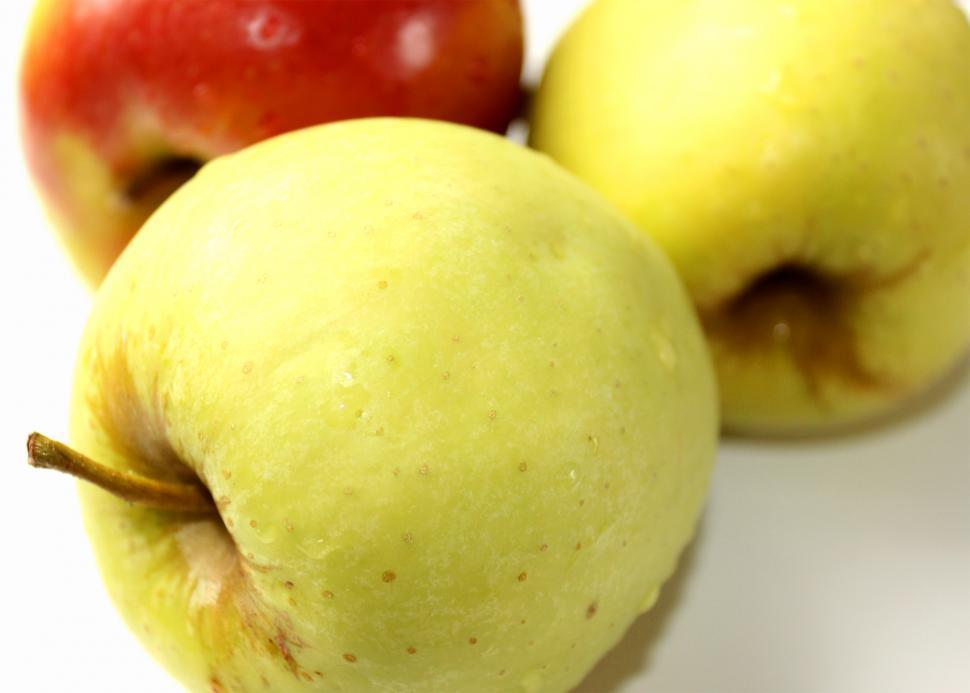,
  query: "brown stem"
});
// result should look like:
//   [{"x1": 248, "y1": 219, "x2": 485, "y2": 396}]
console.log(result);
[{"x1": 27, "y1": 432, "x2": 213, "y2": 514}]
